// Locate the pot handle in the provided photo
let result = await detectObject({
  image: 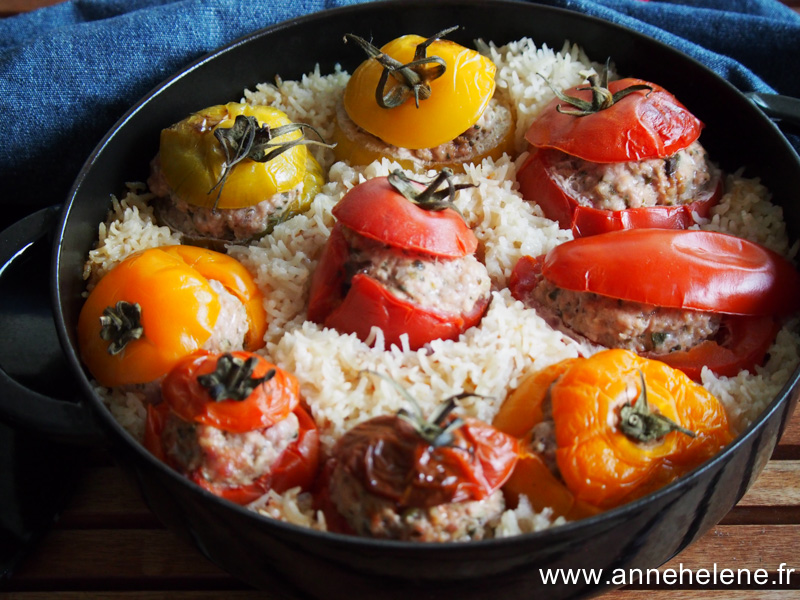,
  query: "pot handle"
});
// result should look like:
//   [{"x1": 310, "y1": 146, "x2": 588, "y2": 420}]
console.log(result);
[
  {"x1": 746, "y1": 92, "x2": 800, "y2": 129},
  {"x1": 0, "y1": 206, "x2": 105, "y2": 445}
]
